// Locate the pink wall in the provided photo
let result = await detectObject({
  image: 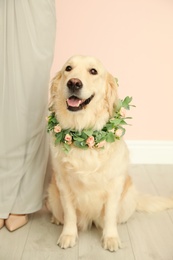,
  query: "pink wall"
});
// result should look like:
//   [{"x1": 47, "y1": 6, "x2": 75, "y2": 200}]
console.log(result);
[{"x1": 51, "y1": 0, "x2": 173, "y2": 140}]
